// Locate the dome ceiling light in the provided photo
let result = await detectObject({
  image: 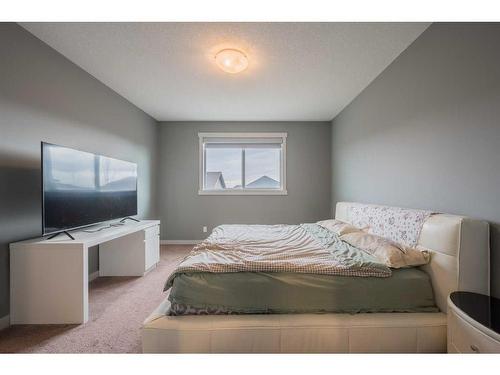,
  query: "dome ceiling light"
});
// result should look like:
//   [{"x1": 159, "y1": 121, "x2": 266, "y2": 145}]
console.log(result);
[{"x1": 214, "y1": 48, "x2": 249, "y2": 74}]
